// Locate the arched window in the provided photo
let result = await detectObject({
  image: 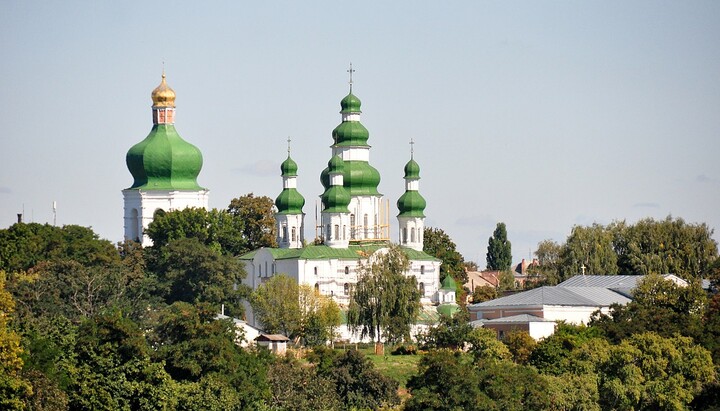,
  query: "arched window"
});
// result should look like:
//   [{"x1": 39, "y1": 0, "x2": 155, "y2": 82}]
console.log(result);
[
  {"x1": 344, "y1": 283, "x2": 349, "y2": 295},
  {"x1": 344, "y1": 266, "x2": 350, "y2": 275},
  {"x1": 326, "y1": 224, "x2": 331, "y2": 240},
  {"x1": 129, "y1": 209, "x2": 140, "y2": 242},
  {"x1": 291, "y1": 227, "x2": 296, "y2": 242},
  {"x1": 282, "y1": 226, "x2": 288, "y2": 242},
  {"x1": 350, "y1": 214, "x2": 356, "y2": 239},
  {"x1": 411, "y1": 228, "x2": 416, "y2": 242},
  {"x1": 363, "y1": 214, "x2": 369, "y2": 236},
  {"x1": 314, "y1": 266, "x2": 318, "y2": 275},
  {"x1": 265, "y1": 261, "x2": 268, "y2": 277},
  {"x1": 334, "y1": 224, "x2": 340, "y2": 240},
  {"x1": 419, "y1": 282, "x2": 425, "y2": 296},
  {"x1": 315, "y1": 283, "x2": 320, "y2": 292},
  {"x1": 402, "y1": 227, "x2": 408, "y2": 244},
  {"x1": 153, "y1": 208, "x2": 166, "y2": 218},
  {"x1": 420, "y1": 265, "x2": 425, "y2": 275},
  {"x1": 343, "y1": 225, "x2": 347, "y2": 240},
  {"x1": 259, "y1": 264, "x2": 262, "y2": 277}
]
